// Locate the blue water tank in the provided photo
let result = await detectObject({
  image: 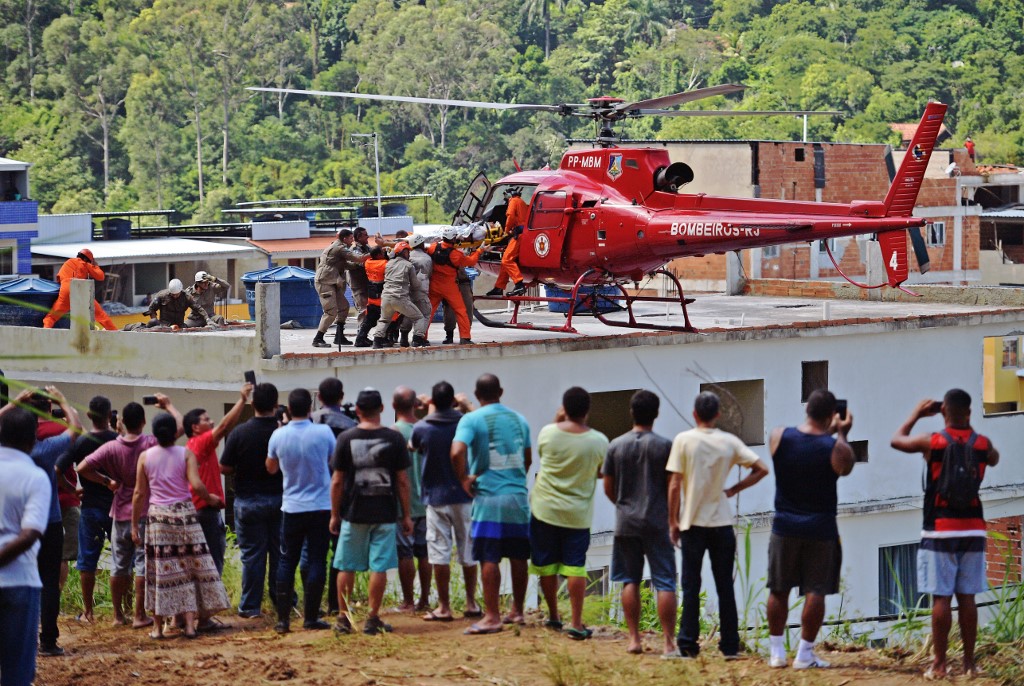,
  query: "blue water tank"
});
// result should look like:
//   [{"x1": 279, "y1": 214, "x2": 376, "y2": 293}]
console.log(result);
[
  {"x1": 544, "y1": 284, "x2": 621, "y2": 314},
  {"x1": 101, "y1": 218, "x2": 132, "y2": 240},
  {"x1": 0, "y1": 277, "x2": 69, "y2": 328},
  {"x1": 242, "y1": 266, "x2": 321, "y2": 328}
]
